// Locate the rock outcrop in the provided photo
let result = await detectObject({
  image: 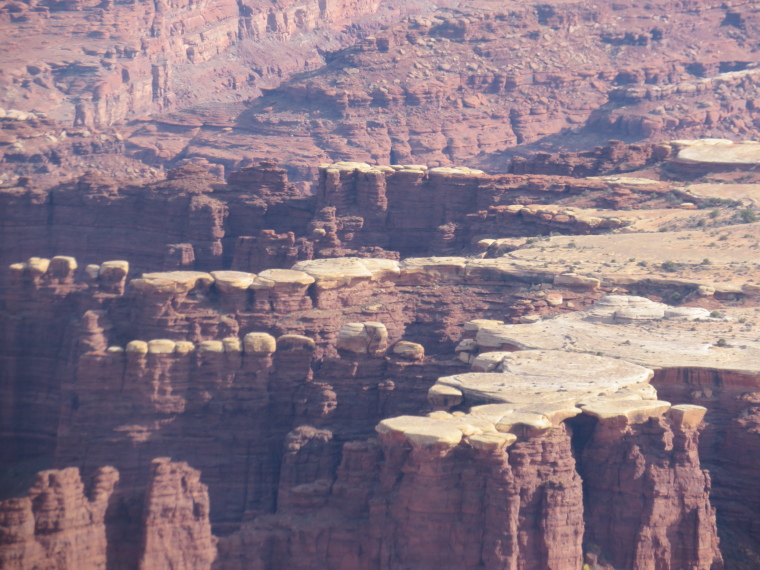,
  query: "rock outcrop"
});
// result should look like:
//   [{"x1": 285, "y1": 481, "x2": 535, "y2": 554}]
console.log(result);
[
  {"x1": 109, "y1": 0, "x2": 760, "y2": 182},
  {"x1": 4, "y1": 0, "x2": 760, "y2": 566},
  {"x1": 3, "y1": 245, "x2": 759, "y2": 568},
  {"x1": 0, "y1": 159, "x2": 689, "y2": 288},
  {"x1": 5, "y1": 0, "x2": 760, "y2": 189},
  {"x1": 139, "y1": 459, "x2": 217, "y2": 570},
  {"x1": 0, "y1": 467, "x2": 118, "y2": 570},
  {"x1": 0, "y1": 459, "x2": 219, "y2": 570},
  {"x1": 0, "y1": 0, "x2": 383, "y2": 129},
  {"x1": 214, "y1": 349, "x2": 722, "y2": 569},
  {"x1": 469, "y1": 294, "x2": 760, "y2": 569},
  {"x1": 509, "y1": 140, "x2": 673, "y2": 177},
  {"x1": 581, "y1": 403, "x2": 721, "y2": 569}
]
